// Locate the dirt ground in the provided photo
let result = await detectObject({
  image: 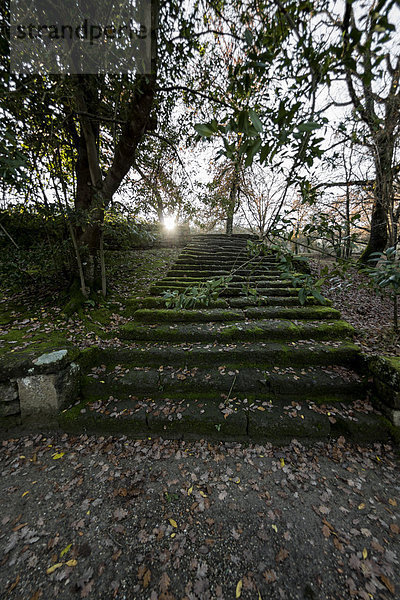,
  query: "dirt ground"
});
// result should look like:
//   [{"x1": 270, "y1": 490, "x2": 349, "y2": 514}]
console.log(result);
[{"x1": 0, "y1": 433, "x2": 399, "y2": 600}]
